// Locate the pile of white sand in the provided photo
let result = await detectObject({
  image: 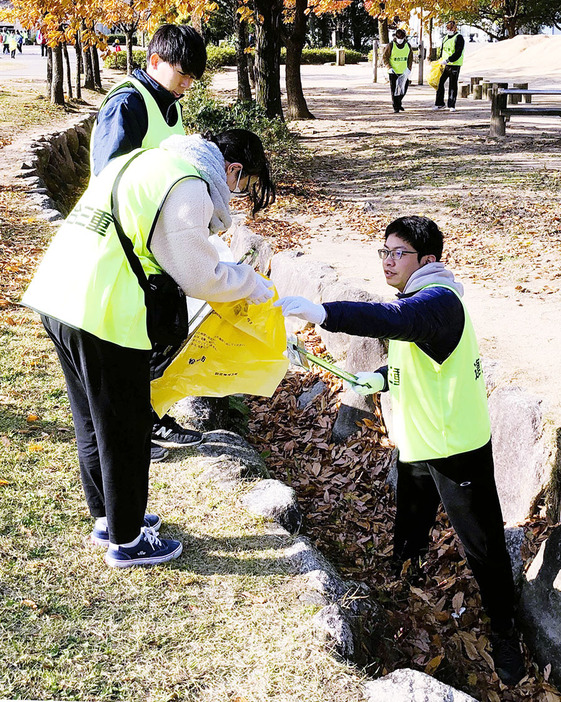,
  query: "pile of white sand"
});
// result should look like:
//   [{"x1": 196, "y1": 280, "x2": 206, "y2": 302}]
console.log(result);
[{"x1": 462, "y1": 35, "x2": 561, "y2": 86}]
